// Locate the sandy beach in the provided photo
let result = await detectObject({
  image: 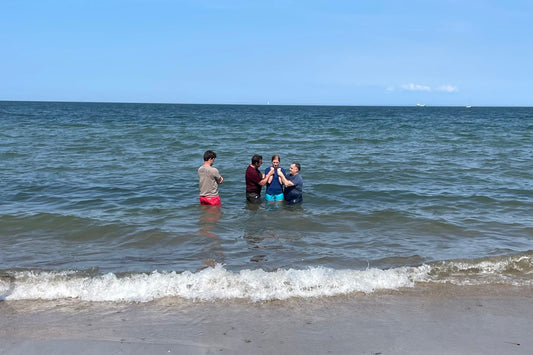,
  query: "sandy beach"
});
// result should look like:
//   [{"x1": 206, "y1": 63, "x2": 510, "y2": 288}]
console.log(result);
[{"x1": 1, "y1": 285, "x2": 531, "y2": 355}]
